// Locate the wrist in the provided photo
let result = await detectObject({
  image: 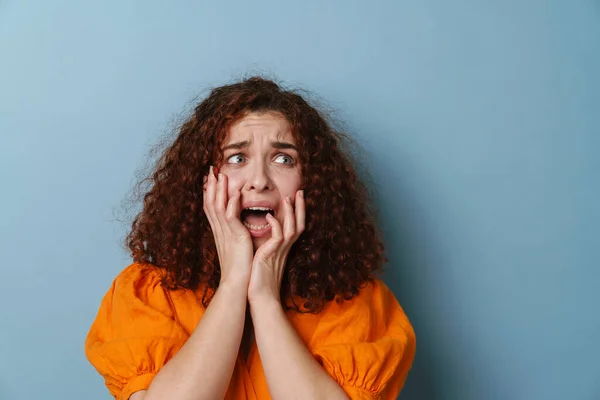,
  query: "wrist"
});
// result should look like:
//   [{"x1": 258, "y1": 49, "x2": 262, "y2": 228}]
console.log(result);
[
  {"x1": 219, "y1": 268, "x2": 251, "y2": 287},
  {"x1": 217, "y1": 278, "x2": 249, "y2": 298},
  {"x1": 248, "y1": 292, "x2": 281, "y2": 311}
]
